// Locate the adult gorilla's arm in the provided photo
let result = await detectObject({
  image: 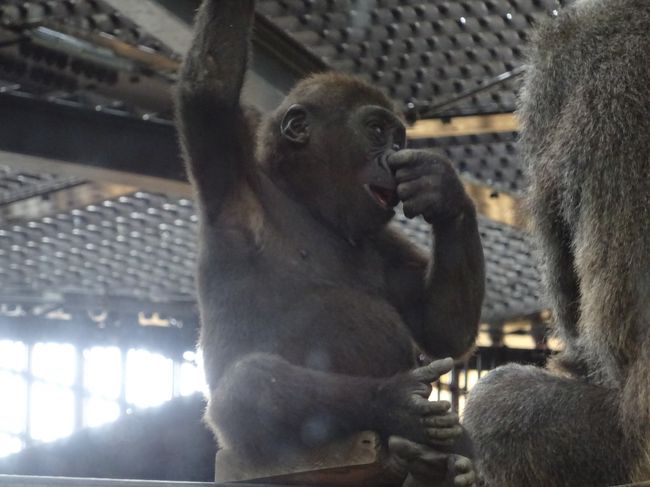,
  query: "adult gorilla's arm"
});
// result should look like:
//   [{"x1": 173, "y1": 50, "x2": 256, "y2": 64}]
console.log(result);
[
  {"x1": 384, "y1": 151, "x2": 485, "y2": 359},
  {"x1": 175, "y1": 0, "x2": 257, "y2": 222}
]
